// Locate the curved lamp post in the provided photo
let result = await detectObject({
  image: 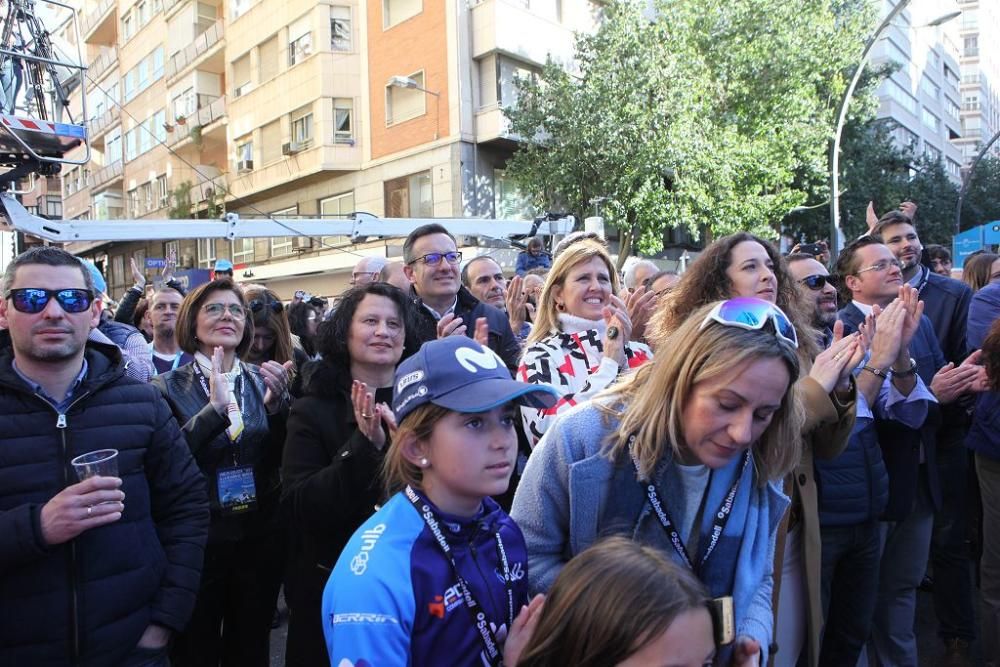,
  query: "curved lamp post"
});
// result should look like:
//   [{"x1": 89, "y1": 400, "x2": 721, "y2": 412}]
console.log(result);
[
  {"x1": 829, "y1": 3, "x2": 961, "y2": 256},
  {"x1": 954, "y1": 127, "x2": 1000, "y2": 235}
]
